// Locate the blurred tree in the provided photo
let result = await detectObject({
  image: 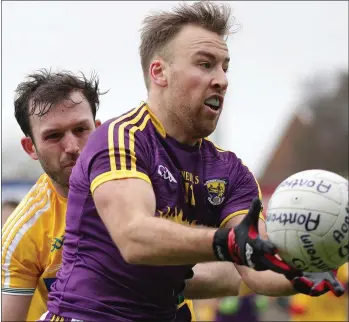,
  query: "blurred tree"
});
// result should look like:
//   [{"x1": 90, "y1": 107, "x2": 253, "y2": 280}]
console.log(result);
[{"x1": 295, "y1": 70, "x2": 348, "y2": 177}]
